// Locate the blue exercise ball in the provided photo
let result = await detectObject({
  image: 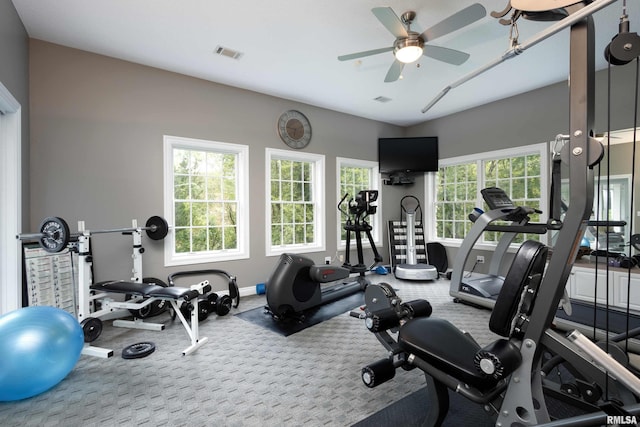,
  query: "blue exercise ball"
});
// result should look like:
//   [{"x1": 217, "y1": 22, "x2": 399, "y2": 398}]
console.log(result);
[{"x1": 0, "y1": 306, "x2": 84, "y2": 401}]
